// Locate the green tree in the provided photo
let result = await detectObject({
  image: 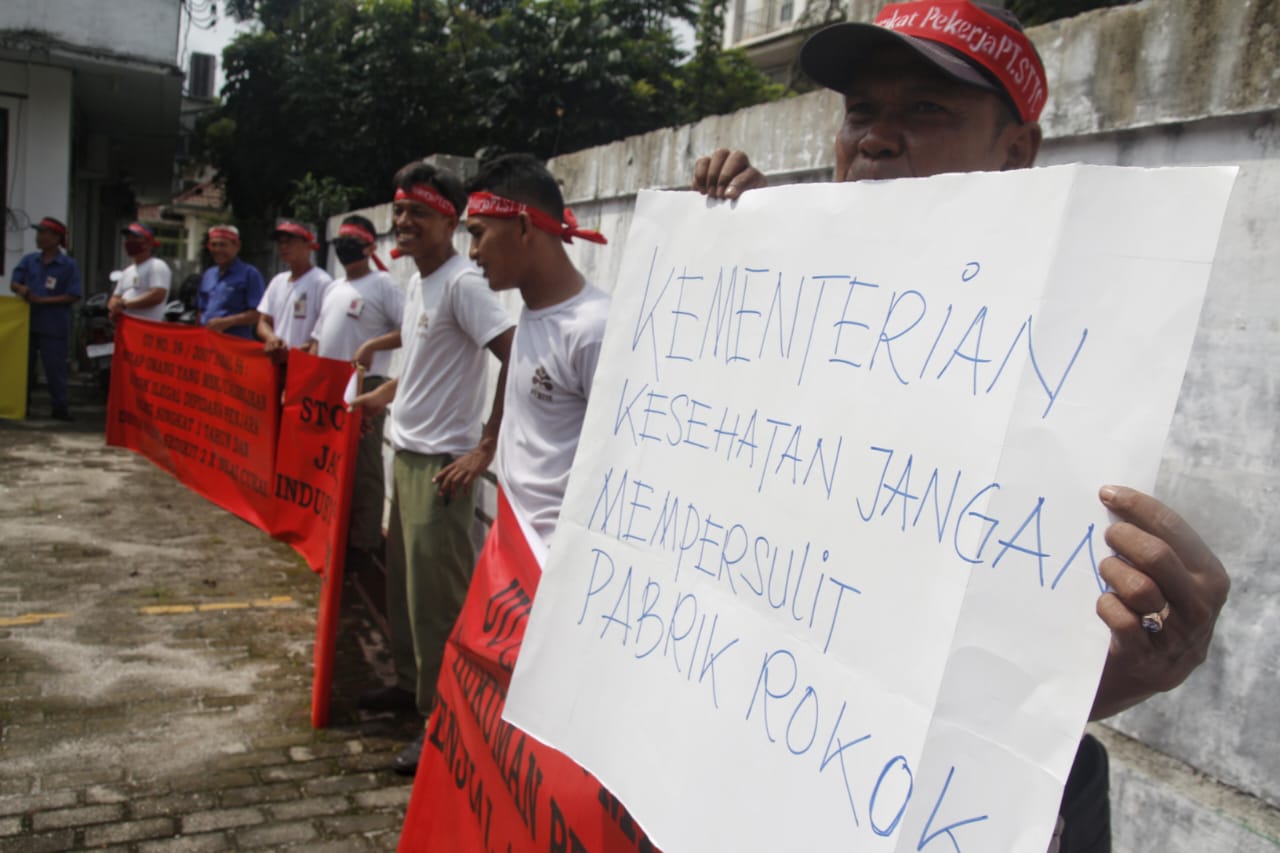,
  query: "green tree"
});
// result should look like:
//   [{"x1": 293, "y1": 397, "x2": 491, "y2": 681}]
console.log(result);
[
  {"x1": 678, "y1": 0, "x2": 786, "y2": 118},
  {"x1": 200, "y1": 0, "x2": 783, "y2": 227},
  {"x1": 289, "y1": 172, "x2": 361, "y2": 230}
]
